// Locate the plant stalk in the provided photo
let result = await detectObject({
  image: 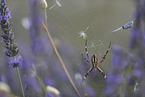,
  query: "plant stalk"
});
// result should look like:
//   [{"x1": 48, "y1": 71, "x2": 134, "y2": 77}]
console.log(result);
[
  {"x1": 16, "y1": 67, "x2": 25, "y2": 97},
  {"x1": 40, "y1": 17, "x2": 81, "y2": 97}
]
